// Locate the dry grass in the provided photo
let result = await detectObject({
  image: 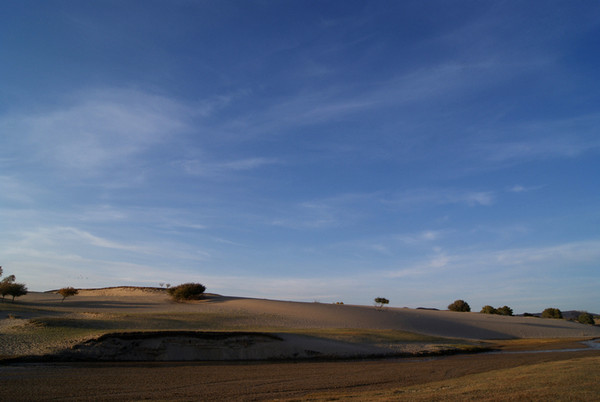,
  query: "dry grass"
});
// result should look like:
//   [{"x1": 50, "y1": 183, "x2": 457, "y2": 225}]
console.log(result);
[
  {"x1": 298, "y1": 355, "x2": 600, "y2": 401},
  {"x1": 483, "y1": 337, "x2": 591, "y2": 351}
]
